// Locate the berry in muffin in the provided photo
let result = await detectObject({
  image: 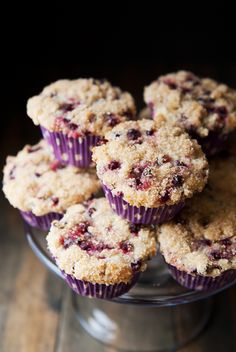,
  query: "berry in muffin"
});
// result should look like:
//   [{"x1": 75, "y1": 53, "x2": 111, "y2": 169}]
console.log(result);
[
  {"x1": 157, "y1": 178, "x2": 236, "y2": 290},
  {"x1": 47, "y1": 198, "x2": 157, "y2": 298},
  {"x1": 27, "y1": 79, "x2": 136, "y2": 167},
  {"x1": 144, "y1": 71, "x2": 236, "y2": 156},
  {"x1": 92, "y1": 119, "x2": 209, "y2": 224},
  {"x1": 2, "y1": 140, "x2": 101, "y2": 230}
]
